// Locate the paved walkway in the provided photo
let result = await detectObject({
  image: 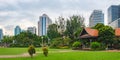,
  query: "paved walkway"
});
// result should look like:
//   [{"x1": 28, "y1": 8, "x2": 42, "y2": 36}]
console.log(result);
[
  {"x1": 105, "y1": 50, "x2": 120, "y2": 52},
  {"x1": 0, "y1": 53, "x2": 34, "y2": 58}
]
